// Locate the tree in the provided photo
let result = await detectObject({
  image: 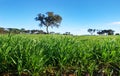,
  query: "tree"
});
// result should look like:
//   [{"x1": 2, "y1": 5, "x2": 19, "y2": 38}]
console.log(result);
[
  {"x1": 97, "y1": 29, "x2": 114, "y2": 35},
  {"x1": 97, "y1": 30, "x2": 104, "y2": 35},
  {"x1": 7, "y1": 28, "x2": 20, "y2": 34},
  {"x1": 20, "y1": 28, "x2": 26, "y2": 33},
  {"x1": 88, "y1": 29, "x2": 95, "y2": 35},
  {"x1": 63, "y1": 32, "x2": 71, "y2": 35},
  {"x1": 115, "y1": 33, "x2": 119, "y2": 35},
  {"x1": 107, "y1": 29, "x2": 114, "y2": 35},
  {"x1": 35, "y1": 12, "x2": 62, "y2": 34},
  {"x1": 0, "y1": 27, "x2": 5, "y2": 34}
]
